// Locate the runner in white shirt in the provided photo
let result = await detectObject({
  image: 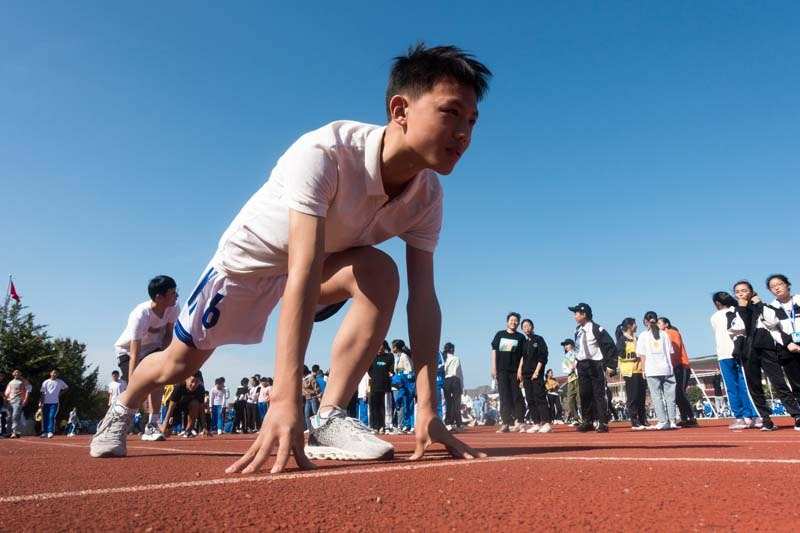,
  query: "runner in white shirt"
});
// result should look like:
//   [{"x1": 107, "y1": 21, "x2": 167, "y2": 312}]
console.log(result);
[
  {"x1": 637, "y1": 311, "x2": 676, "y2": 430},
  {"x1": 39, "y1": 369, "x2": 68, "y2": 438},
  {"x1": 107, "y1": 371, "x2": 127, "y2": 406},
  {"x1": 92, "y1": 44, "x2": 489, "y2": 470},
  {"x1": 113, "y1": 275, "x2": 179, "y2": 442}
]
